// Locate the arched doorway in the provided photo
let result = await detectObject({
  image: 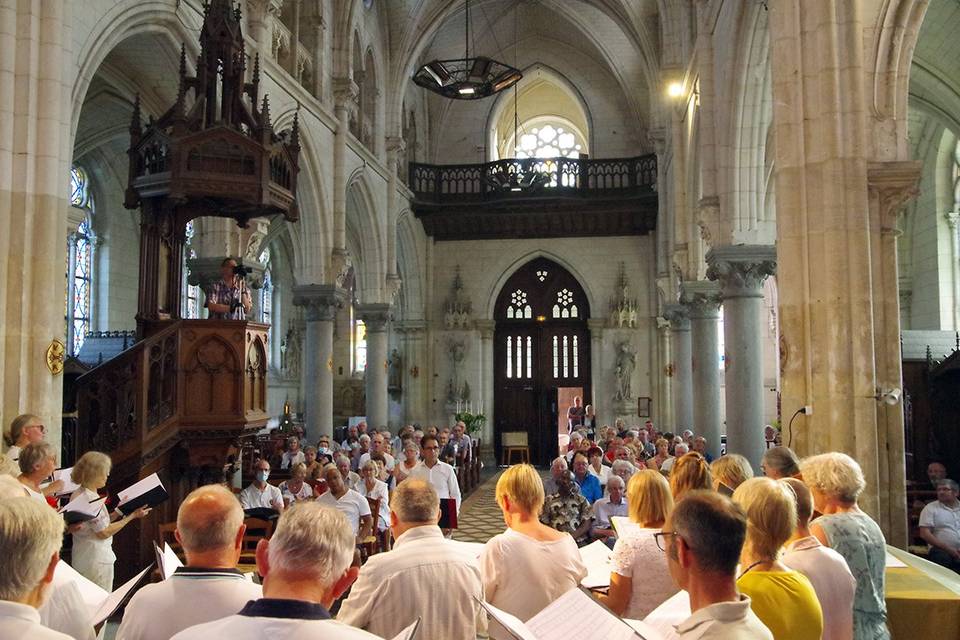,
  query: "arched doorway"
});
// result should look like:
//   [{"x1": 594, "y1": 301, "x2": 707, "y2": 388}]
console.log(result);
[{"x1": 494, "y1": 258, "x2": 590, "y2": 466}]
